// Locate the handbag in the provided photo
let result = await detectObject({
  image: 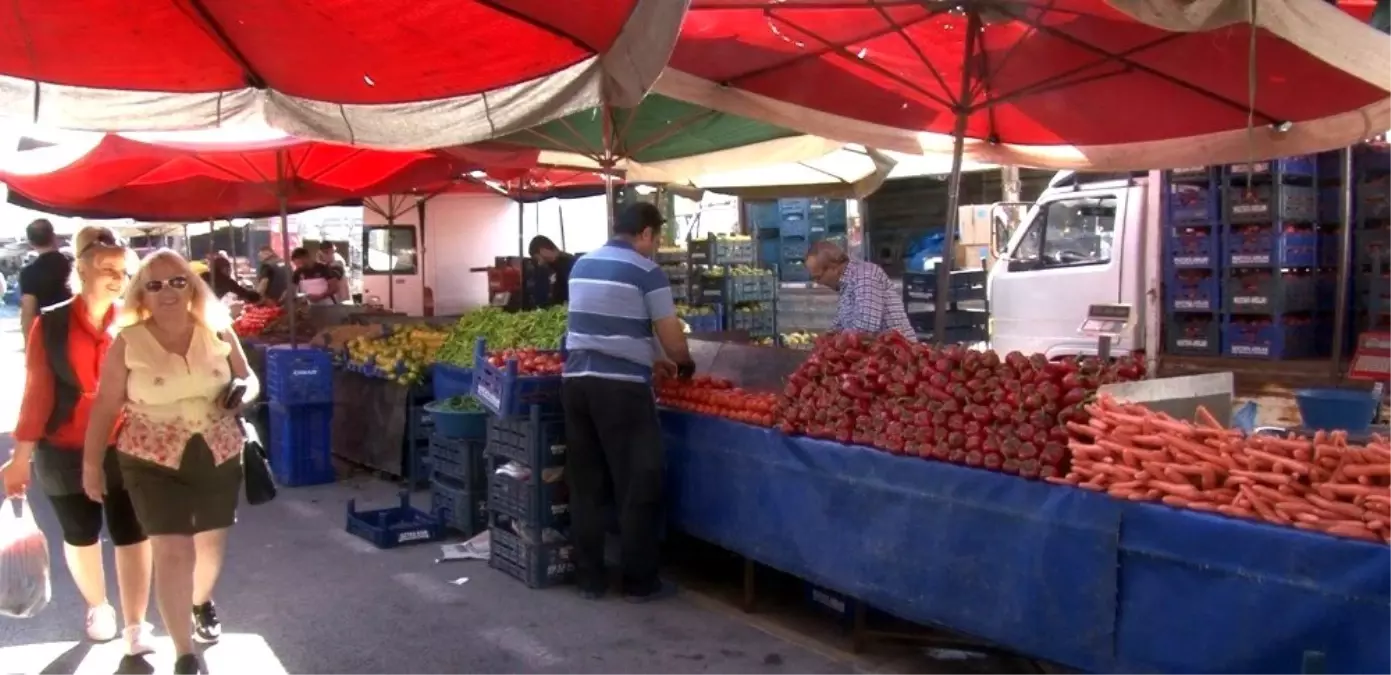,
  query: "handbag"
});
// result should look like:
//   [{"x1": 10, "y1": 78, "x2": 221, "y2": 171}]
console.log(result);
[{"x1": 238, "y1": 415, "x2": 277, "y2": 506}]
